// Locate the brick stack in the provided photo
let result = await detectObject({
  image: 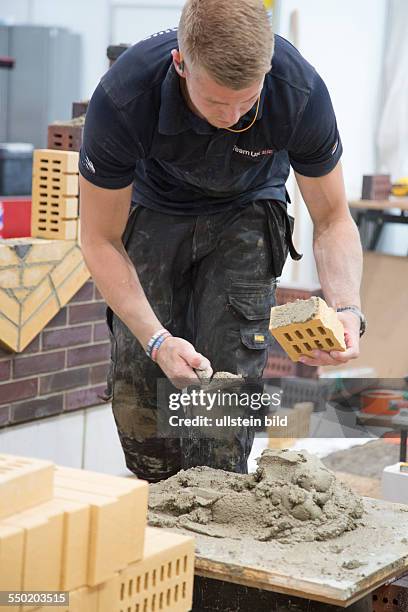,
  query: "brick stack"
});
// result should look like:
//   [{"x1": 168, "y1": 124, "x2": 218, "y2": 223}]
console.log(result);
[
  {"x1": 0, "y1": 279, "x2": 110, "y2": 428},
  {"x1": 31, "y1": 150, "x2": 80, "y2": 240},
  {"x1": 0, "y1": 453, "x2": 195, "y2": 612},
  {"x1": 264, "y1": 283, "x2": 323, "y2": 379}
]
